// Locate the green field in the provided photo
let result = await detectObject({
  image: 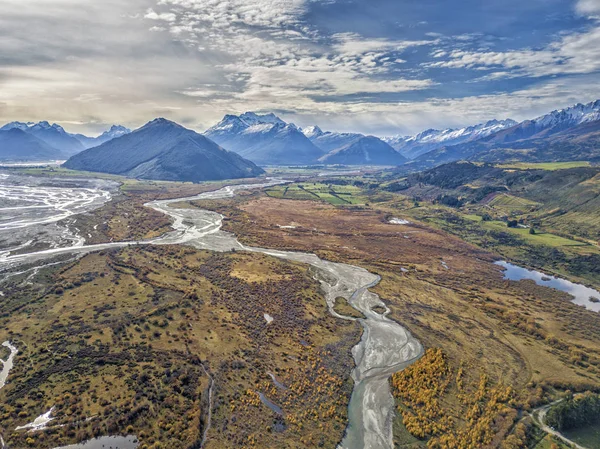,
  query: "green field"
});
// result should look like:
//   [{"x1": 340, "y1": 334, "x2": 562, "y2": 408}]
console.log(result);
[
  {"x1": 265, "y1": 182, "x2": 367, "y2": 205},
  {"x1": 562, "y1": 424, "x2": 600, "y2": 449},
  {"x1": 481, "y1": 220, "x2": 589, "y2": 248},
  {"x1": 487, "y1": 193, "x2": 540, "y2": 212},
  {"x1": 497, "y1": 161, "x2": 591, "y2": 171}
]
